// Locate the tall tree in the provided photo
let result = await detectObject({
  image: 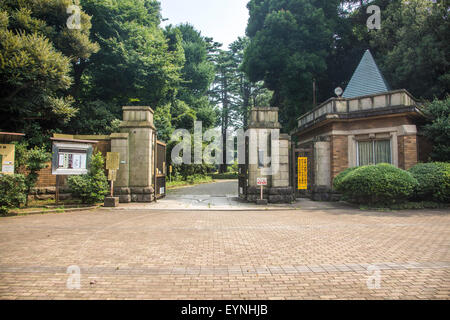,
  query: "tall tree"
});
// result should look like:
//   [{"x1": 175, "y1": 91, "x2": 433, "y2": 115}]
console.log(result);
[
  {"x1": 80, "y1": 0, "x2": 184, "y2": 107},
  {"x1": 0, "y1": 0, "x2": 98, "y2": 145},
  {"x1": 229, "y1": 37, "x2": 273, "y2": 129},
  {"x1": 369, "y1": 0, "x2": 449, "y2": 100},
  {"x1": 243, "y1": 0, "x2": 342, "y2": 132},
  {"x1": 211, "y1": 49, "x2": 237, "y2": 173},
  {"x1": 172, "y1": 23, "x2": 217, "y2": 130},
  {"x1": 63, "y1": 0, "x2": 185, "y2": 135}
]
